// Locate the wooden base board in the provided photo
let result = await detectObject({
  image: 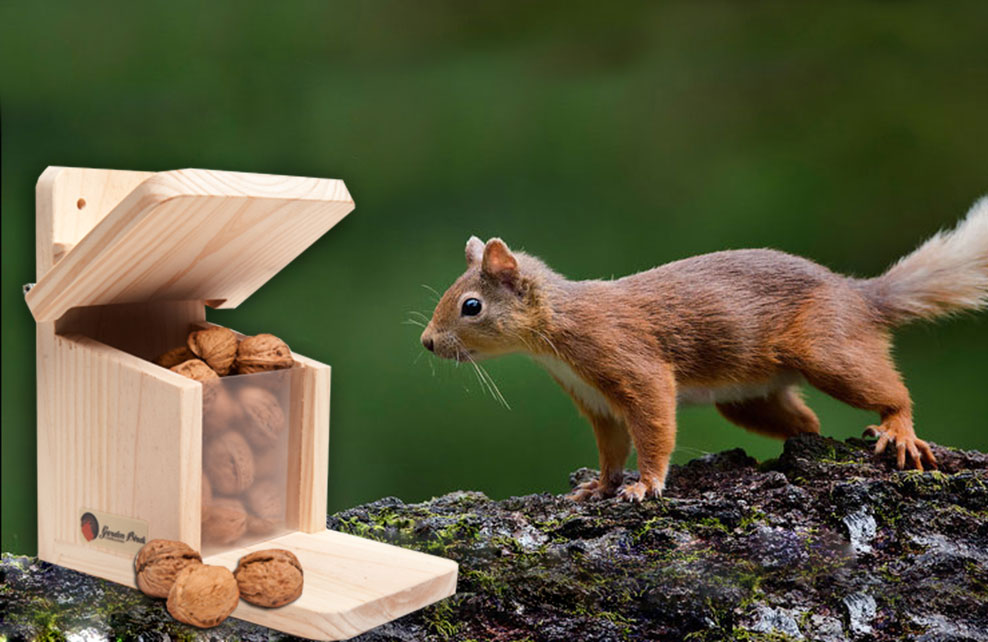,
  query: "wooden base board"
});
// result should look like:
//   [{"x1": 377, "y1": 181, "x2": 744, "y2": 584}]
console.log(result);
[
  {"x1": 204, "y1": 529, "x2": 458, "y2": 640},
  {"x1": 42, "y1": 529, "x2": 457, "y2": 641}
]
